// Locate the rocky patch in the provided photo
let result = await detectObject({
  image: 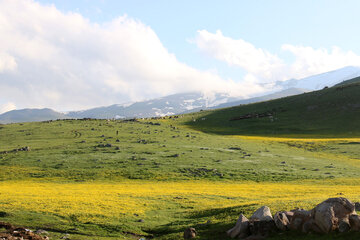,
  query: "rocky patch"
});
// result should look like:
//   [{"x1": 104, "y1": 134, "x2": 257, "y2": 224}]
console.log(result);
[{"x1": 227, "y1": 197, "x2": 360, "y2": 239}]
